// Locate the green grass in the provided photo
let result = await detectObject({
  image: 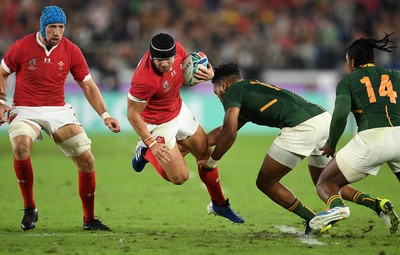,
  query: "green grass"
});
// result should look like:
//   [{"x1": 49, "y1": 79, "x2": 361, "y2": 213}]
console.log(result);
[{"x1": 0, "y1": 133, "x2": 399, "y2": 255}]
